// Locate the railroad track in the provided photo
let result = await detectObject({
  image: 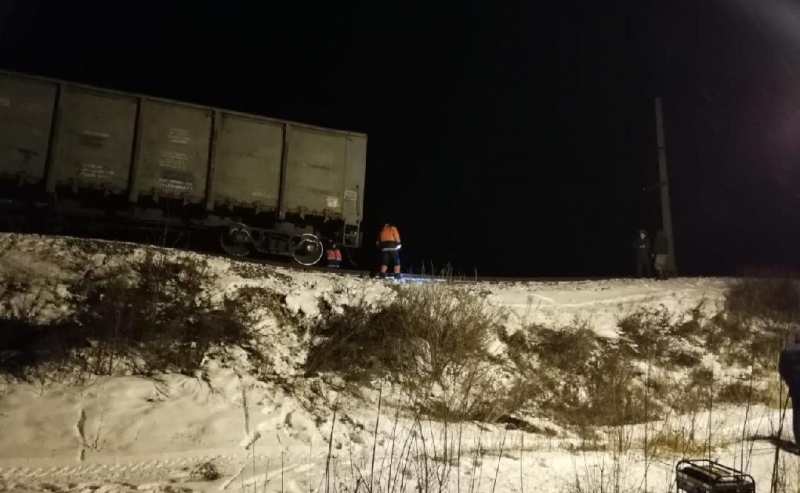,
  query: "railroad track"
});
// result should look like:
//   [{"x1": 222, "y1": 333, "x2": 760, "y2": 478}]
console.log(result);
[
  {"x1": 215, "y1": 253, "x2": 656, "y2": 284},
  {"x1": 198, "y1": 249, "x2": 633, "y2": 283},
  {"x1": 194, "y1": 251, "x2": 704, "y2": 284},
  {"x1": 7, "y1": 230, "x2": 686, "y2": 284}
]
